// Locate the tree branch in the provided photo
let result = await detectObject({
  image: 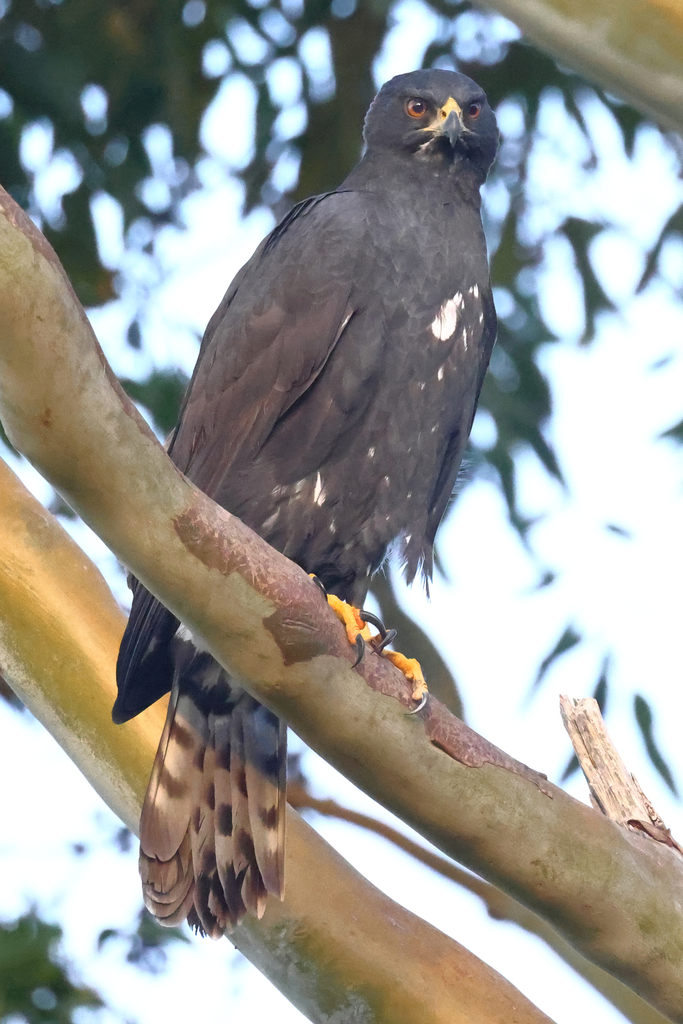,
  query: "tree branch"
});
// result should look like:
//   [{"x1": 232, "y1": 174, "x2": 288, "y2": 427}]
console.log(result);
[
  {"x1": 478, "y1": 0, "x2": 683, "y2": 134},
  {"x1": 288, "y1": 784, "x2": 672, "y2": 1024},
  {"x1": 0, "y1": 186, "x2": 682, "y2": 1019},
  {"x1": 561, "y1": 696, "x2": 683, "y2": 854},
  {"x1": 0, "y1": 456, "x2": 554, "y2": 1024}
]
